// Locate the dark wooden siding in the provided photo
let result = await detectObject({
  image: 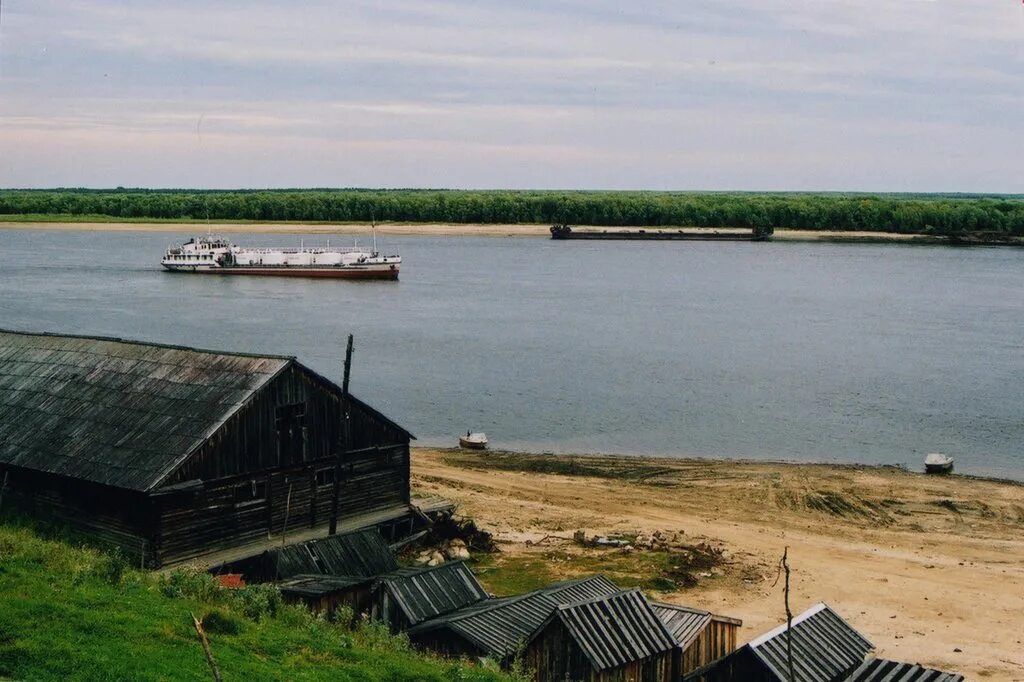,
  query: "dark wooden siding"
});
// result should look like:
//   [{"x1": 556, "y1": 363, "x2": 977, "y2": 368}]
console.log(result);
[
  {"x1": 0, "y1": 466, "x2": 156, "y2": 565},
  {"x1": 525, "y1": 619, "x2": 679, "y2": 682},
  {"x1": 153, "y1": 444, "x2": 408, "y2": 565},
  {"x1": 163, "y1": 364, "x2": 409, "y2": 485},
  {"x1": 147, "y1": 363, "x2": 409, "y2": 565},
  {"x1": 682, "y1": 620, "x2": 739, "y2": 676}
]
